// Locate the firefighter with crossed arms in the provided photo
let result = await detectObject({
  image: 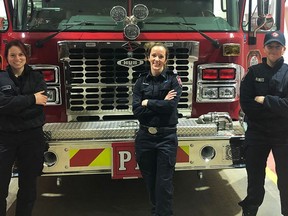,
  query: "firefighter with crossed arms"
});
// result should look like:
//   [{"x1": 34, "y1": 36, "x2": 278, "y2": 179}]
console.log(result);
[
  {"x1": 132, "y1": 42, "x2": 182, "y2": 216},
  {"x1": 0, "y1": 40, "x2": 47, "y2": 216},
  {"x1": 239, "y1": 31, "x2": 288, "y2": 216}
]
